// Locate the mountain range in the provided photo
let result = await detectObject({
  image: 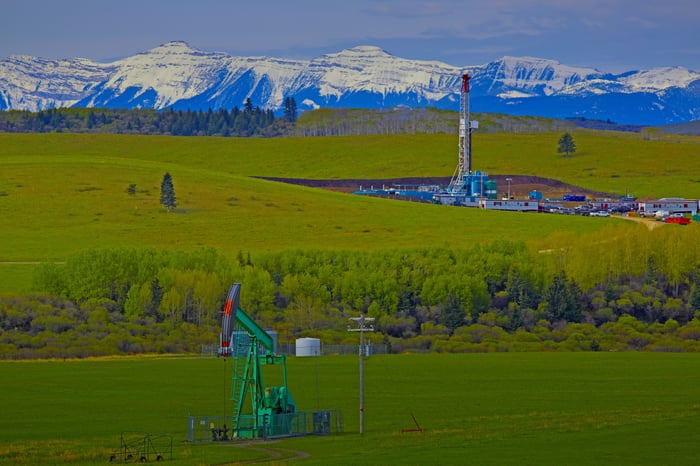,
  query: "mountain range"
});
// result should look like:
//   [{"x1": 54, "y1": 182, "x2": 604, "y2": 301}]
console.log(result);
[{"x1": 1, "y1": 41, "x2": 699, "y2": 126}]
